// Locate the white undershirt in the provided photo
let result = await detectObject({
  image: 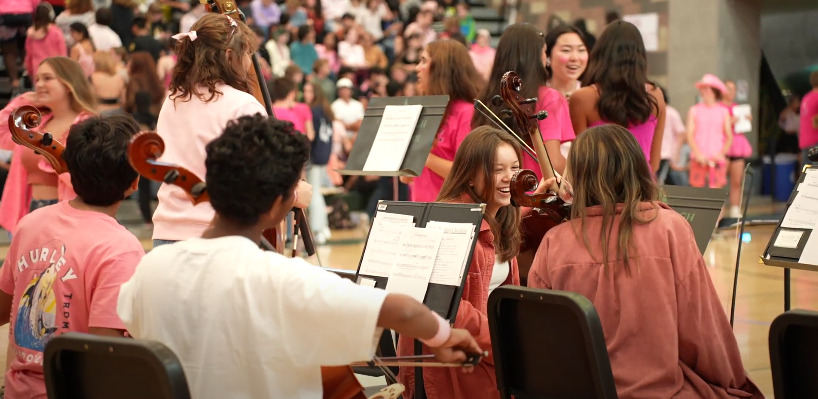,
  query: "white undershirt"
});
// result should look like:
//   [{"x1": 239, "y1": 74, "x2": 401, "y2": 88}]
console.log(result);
[{"x1": 489, "y1": 256, "x2": 510, "y2": 294}]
